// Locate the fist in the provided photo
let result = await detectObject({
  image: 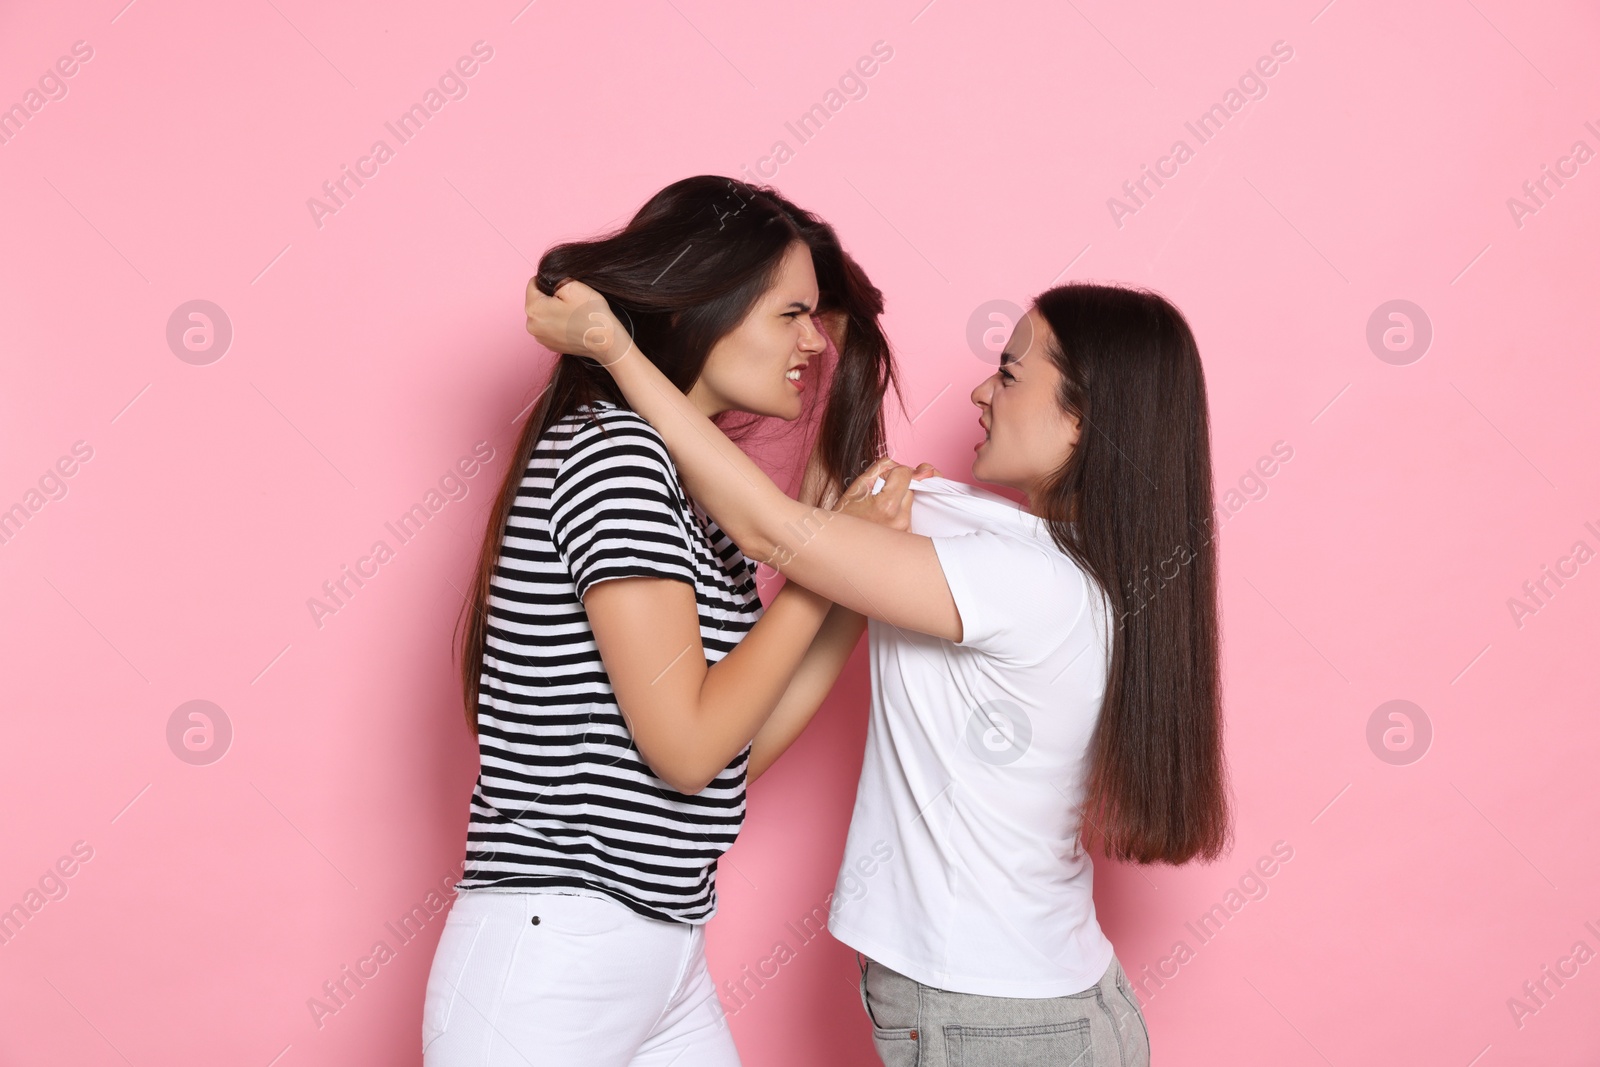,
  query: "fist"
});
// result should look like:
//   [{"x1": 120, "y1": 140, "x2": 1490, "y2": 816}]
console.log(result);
[
  {"x1": 834, "y1": 457, "x2": 940, "y2": 531},
  {"x1": 524, "y1": 277, "x2": 632, "y2": 364}
]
